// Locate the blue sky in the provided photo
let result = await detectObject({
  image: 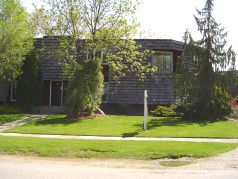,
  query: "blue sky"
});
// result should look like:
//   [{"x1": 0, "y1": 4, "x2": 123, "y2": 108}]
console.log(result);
[{"x1": 20, "y1": 0, "x2": 238, "y2": 56}]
